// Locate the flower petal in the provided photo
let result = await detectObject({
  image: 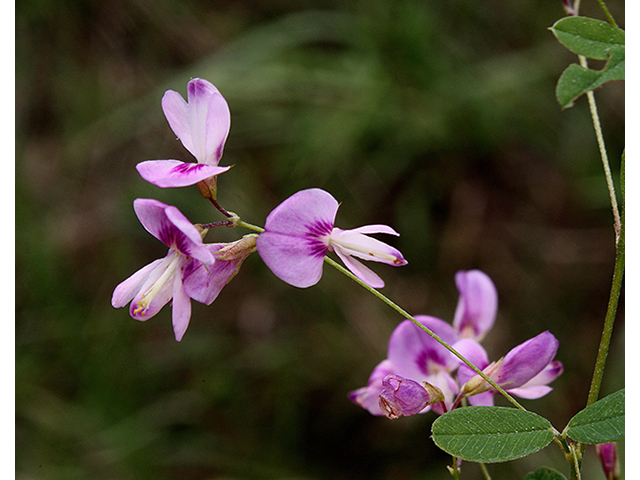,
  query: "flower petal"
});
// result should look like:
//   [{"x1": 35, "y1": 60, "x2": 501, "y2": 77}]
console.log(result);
[
  {"x1": 333, "y1": 245, "x2": 385, "y2": 288},
  {"x1": 263, "y1": 188, "x2": 338, "y2": 238},
  {"x1": 133, "y1": 199, "x2": 213, "y2": 263},
  {"x1": 182, "y1": 244, "x2": 243, "y2": 305},
  {"x1": 452, "y1": 270, "x2": 497, "y2": 341},
  {"x1": 112, "y1": 258, "x2": 164, "y2": 308},
  {"x1": 492, "y1": 331, "x2": 559, "y2": 389},
  {"x1": 256, "y1": 232, "x2": 326, "y2": 288},
  {"x1": 330, "y1": 228, "x2": 407, "y2": 266},
  {"x1": 136, "y1": 160, "x2": 230, "y2": 188},
  {"x1": 162, "y1": 79, "x2": 231, "y2": 165},
  {"x1": 452, "y1": 338, "x2": 489, "y2": 387},
  {"x1": 171, "y1": 269, "x2": 192, "y2": 341},
  {"x1": 129, "y1": 253, "x2": 179, "y2": 321},
  {"x1": 387, "y1": 316, "x2": 459, "y2": 381},
  {"x1": 348, "y1": 360, "x2": 394, "y2": 416},
  {"x1": 379, "y1": 374, "x2": 433, "y2": 418}
]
